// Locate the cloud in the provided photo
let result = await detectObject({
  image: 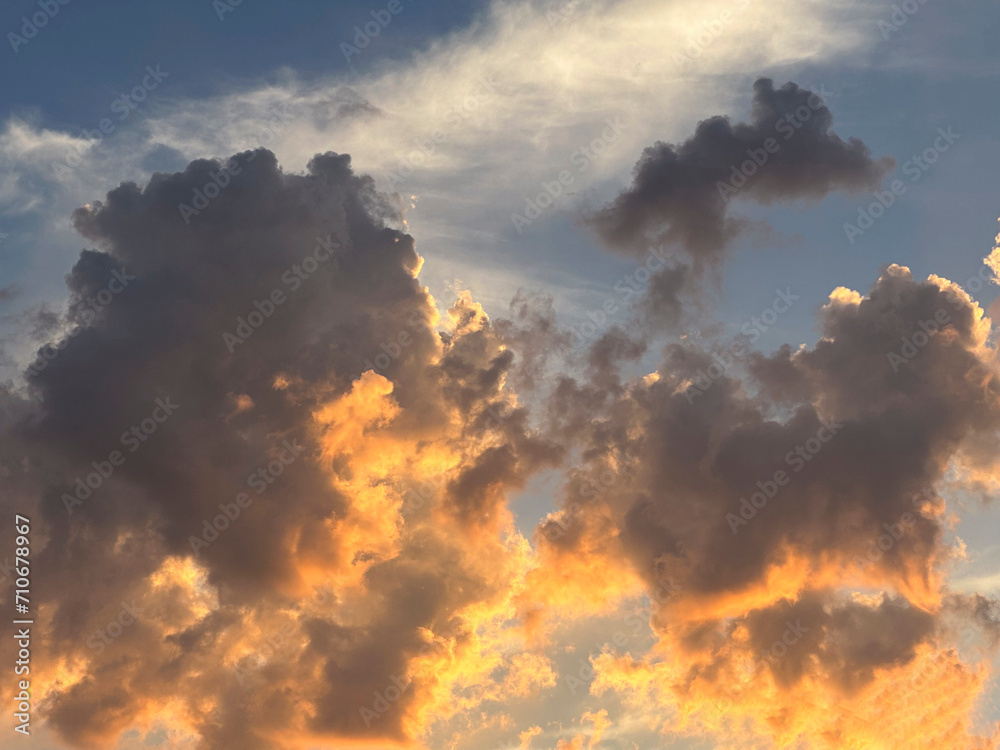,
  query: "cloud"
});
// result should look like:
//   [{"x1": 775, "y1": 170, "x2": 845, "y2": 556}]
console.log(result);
[
  {"x1": 0, "y1": 3, "x2": 995, "y2": 748},
  {"x1": 985, "y1": 220, "x2": 1000, "y2": 284},
  {"x1": 519, "y1": 262, "x2": 1000, "y2": 747},
  {"x1": 0, "y1": 148, "x2": 563, "y2": 749},
  {"x1": 1, "y1": 120, "x2": 997, "y2": 750},
  {"x1": 587, "y1": 78, "x2": 894, "y2": 260}
]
